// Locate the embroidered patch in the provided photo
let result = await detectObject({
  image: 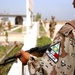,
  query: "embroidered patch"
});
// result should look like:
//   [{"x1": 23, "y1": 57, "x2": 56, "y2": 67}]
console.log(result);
[{"x1": 46, "y1": 42, "x2": 60, "y2": 63}]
